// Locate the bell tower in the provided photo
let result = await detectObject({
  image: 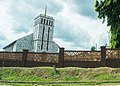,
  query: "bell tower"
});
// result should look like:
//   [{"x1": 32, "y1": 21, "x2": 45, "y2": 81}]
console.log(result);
[{"x1": 34, "y1": 7, "x2": 55, "y2": 52}]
